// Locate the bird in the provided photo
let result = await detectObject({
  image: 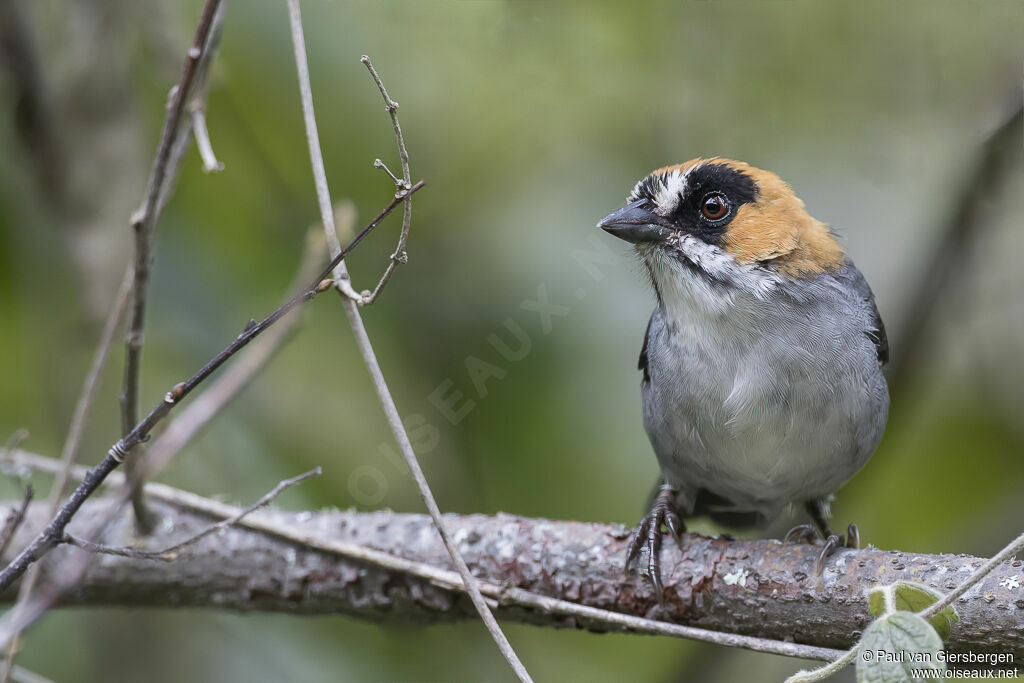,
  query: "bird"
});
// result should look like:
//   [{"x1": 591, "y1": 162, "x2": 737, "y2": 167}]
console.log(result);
[{"x1": 597, "y1": 158, "x2": 889, "y2": 599}]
